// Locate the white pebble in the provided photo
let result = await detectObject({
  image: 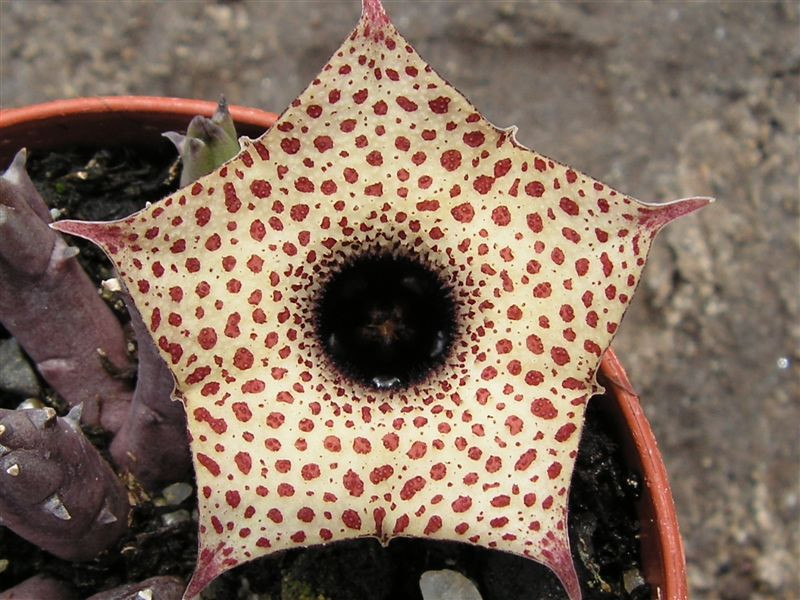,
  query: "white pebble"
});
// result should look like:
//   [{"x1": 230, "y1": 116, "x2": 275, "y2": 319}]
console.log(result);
[
  {"x1": 162, "y1": 509, "x2": 191, "y2": 527},
  {"x1": 102, "y1": 277, "x2": 122, "y2": 292},
  {"x1": 420, "y1": 569, "x2": 482, "y2": 600},
  {"x1": 162, "y1": 482, "x2": 193, "y2": 506}
]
